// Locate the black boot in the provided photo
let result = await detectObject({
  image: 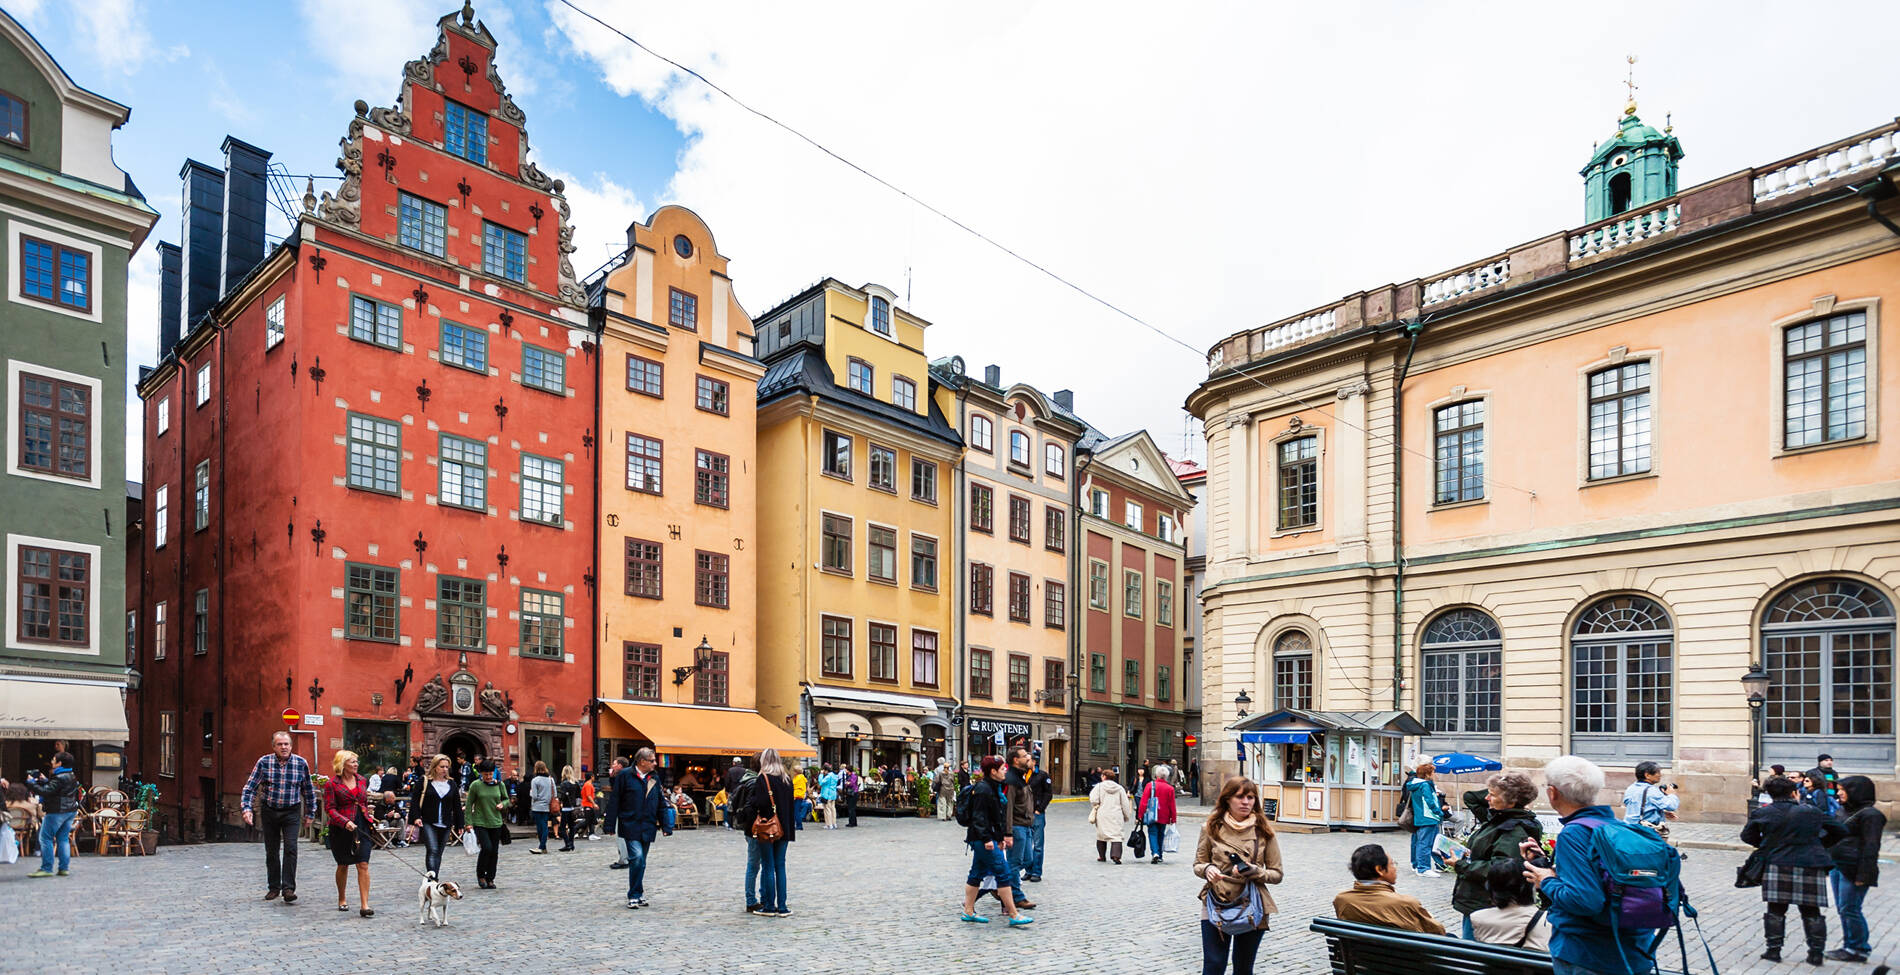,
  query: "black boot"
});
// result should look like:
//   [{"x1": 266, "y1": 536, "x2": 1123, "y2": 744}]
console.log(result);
[
  {"x1": 1801, "y1": 912, "x2": 1827, "y2": 966},
  {"x1": 1762, "y1": 912, "x2": 1785, "y2": 962}
]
